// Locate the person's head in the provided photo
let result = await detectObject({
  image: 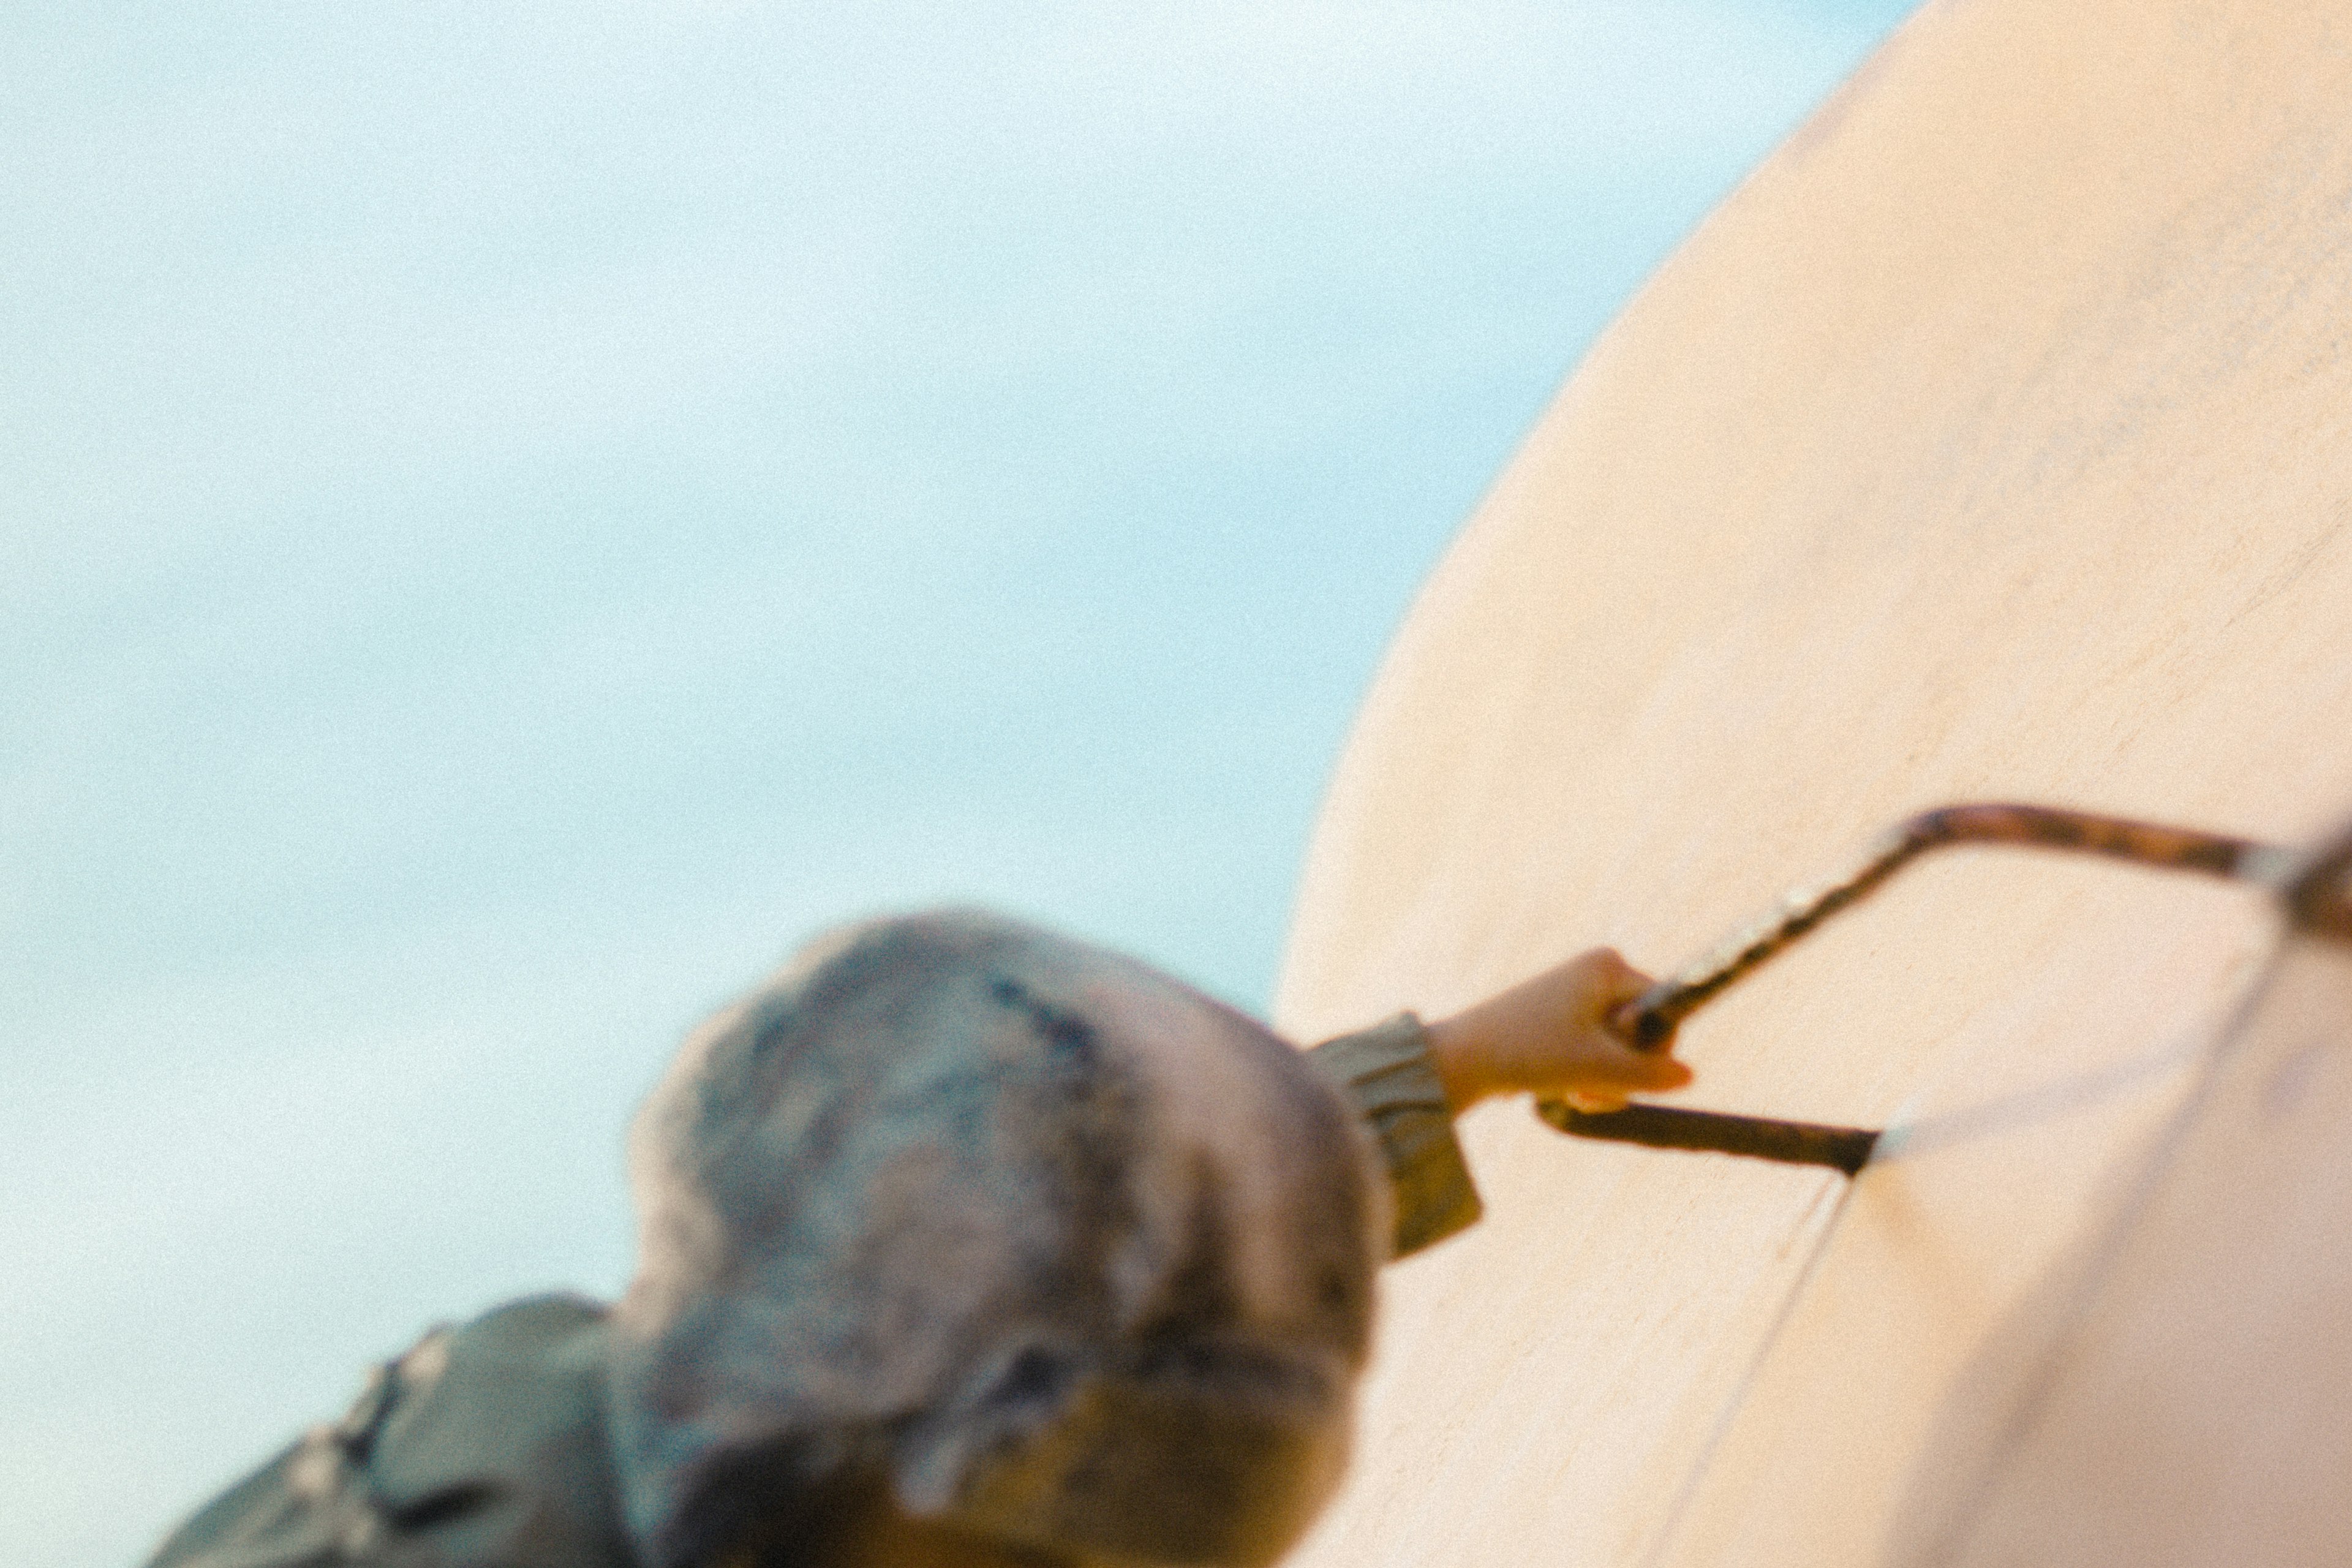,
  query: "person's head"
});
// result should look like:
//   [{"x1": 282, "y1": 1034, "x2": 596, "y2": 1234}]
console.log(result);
[{"x1": 608, "y1": 910, "x2": 1385, "y2": 1568}]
